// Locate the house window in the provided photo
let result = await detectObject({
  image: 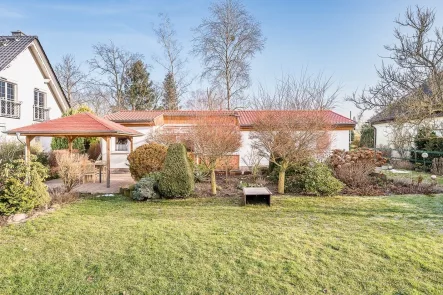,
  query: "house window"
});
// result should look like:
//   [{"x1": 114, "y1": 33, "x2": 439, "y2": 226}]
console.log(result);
[
  {"x1": 33, "y1": 90, "x2": 47, "y2": 121},
  {"x1": 0, "y1": 80, "x2": 20, "y2": 118},
  {"x1": 115, "y1": 137, "x2": 129, "y2": 151}
]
